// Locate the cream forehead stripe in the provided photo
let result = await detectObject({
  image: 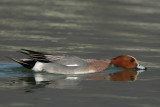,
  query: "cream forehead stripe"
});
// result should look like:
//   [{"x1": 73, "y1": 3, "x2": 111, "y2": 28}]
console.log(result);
[{"x1": 127, "y1": 55, "x2": 138, "y2": 62}]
